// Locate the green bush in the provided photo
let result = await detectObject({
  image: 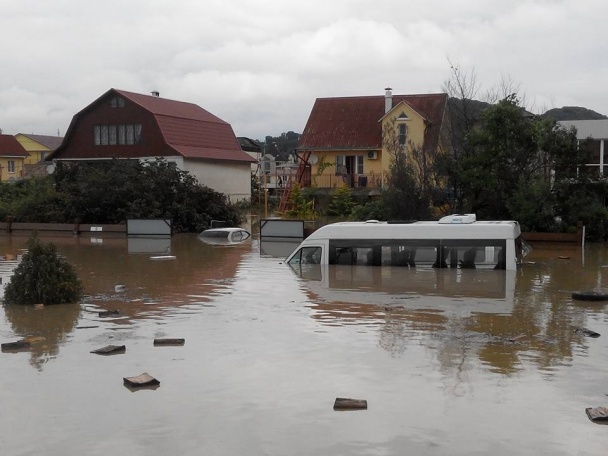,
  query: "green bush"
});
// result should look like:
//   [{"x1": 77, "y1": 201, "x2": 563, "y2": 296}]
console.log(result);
[{"x1": 3, "y1": 236, "x2": 82, "y2": 305}]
